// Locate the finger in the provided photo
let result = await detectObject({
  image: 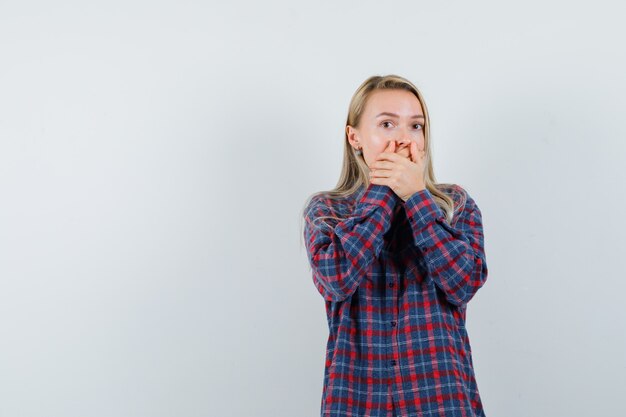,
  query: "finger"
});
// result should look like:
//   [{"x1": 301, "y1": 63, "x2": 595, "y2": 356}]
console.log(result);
[
  {"x1": 369, "y1": 175, "x2": 390, "y2": 186},
  {"x1": 409, "y1": 142, "x2": 417, "y2": 163},
  {"x1": 369, "y1": 168, "x2": 392, "y2": 178},
  {"x1": 414, "y1": 142, "x2": 421, "y2": 163},
  {"x1": 377, "y1": 140, "x2": 394, "y2": 162},
  {"x1": 396, "y1": 142, "x2": 408, "y2": 156},
  {"x1": 376, "y1": 151, "x2": 404, "y2": 163},
  {"x1": 369, "y1": 160, "x2": 394, "y2": 170}
]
